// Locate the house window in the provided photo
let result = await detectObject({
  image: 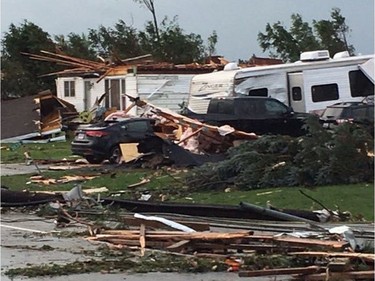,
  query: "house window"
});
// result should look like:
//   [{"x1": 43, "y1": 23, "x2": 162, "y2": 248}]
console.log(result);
[
  {"x1": 64, "y1": 81, "x2": 75, "y2": 97},
  {"x1": 311, "y1": 84, "x2": 339, "y2": 102},
  {"x1": 349, "y1": 70, "x2": 374, "y2": 97}
]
